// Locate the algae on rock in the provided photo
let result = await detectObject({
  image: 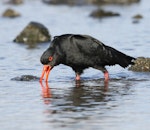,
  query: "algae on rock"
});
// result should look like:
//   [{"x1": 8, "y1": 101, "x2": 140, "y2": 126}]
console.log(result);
[{"x1": 14, "y1": 21, "x2": 51, "y2": 44}]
